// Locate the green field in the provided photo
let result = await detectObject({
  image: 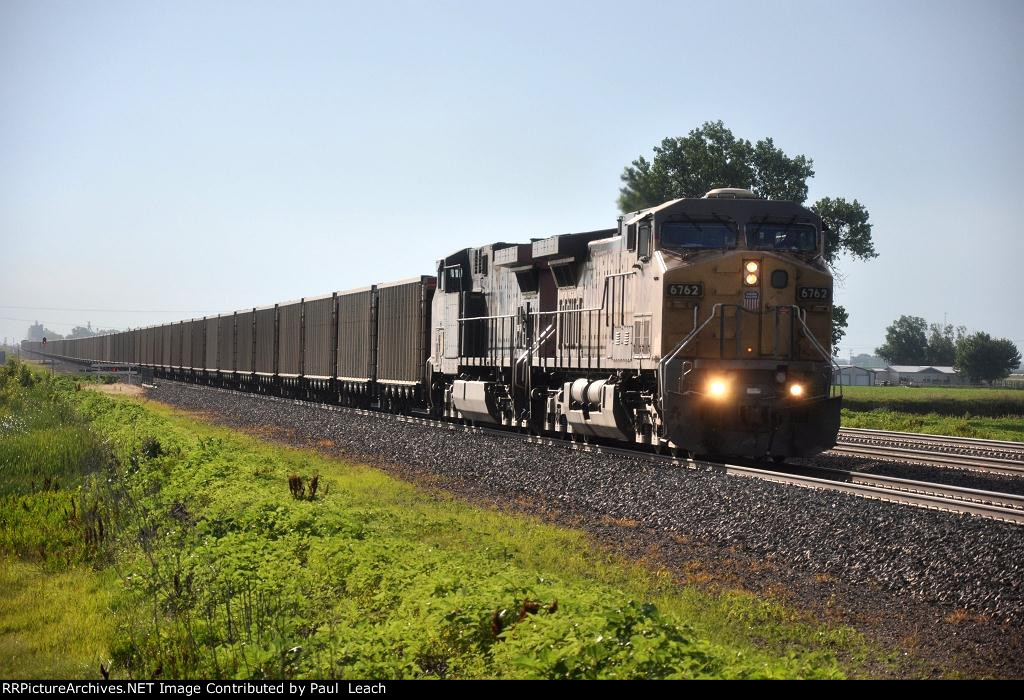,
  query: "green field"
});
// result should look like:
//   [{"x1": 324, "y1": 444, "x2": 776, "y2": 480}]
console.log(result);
[
  {"x1": 0, "y1": 360, "x2": 901, "y2": 679},
  {"x1": 840, "y1": 385, "x2": 1024, "y2": 402},
  {"x1": 840, "y1": 385, "x2": 1024, "y2": 416},
  {"x1": 840, "y1": 409, "x2": 1024, "y2": 442},
  {"x1": 836, "y1": 385, "x2": 1024, "y2": 440}
]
